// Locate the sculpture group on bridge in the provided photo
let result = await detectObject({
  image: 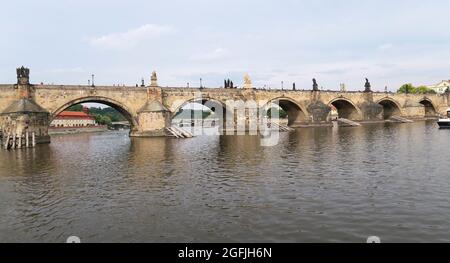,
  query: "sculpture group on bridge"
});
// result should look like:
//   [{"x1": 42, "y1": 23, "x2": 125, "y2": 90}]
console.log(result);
[{"x1": 224, "y1": 79, "x2": 235, "y2": 89}]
